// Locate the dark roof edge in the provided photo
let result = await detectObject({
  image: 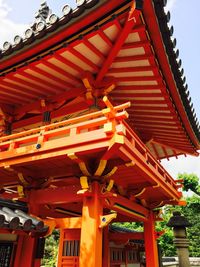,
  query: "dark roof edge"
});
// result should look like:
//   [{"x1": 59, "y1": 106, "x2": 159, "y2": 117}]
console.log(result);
[
  {"x1": 0, "y1": 0, "x2": 103, "y2": 68},
  {"x1": 153, "y1": 0, "x2": 200, "y2": 143},
  {"x1": 0, "y1": 0, "x2": 133, "y2": 72}
]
